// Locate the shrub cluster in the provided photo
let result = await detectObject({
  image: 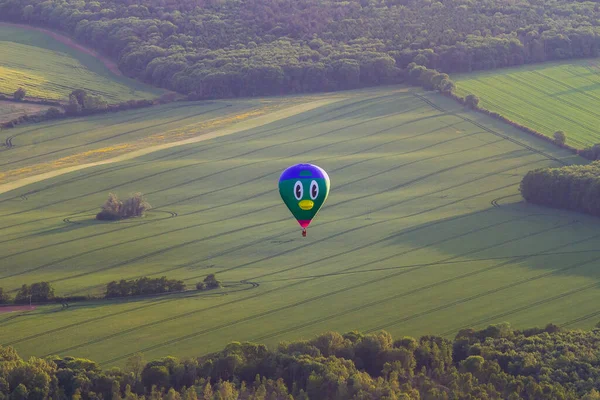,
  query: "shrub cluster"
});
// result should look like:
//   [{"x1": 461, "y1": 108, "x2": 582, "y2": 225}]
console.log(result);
[
  {"x1": 520, "y1": 161, "x2": 600, "y2": 216},
  {"x1": 106, "y1": 276, "x2": 186, "y2": 298},
  {"x1": 196, "y1": 274, "x2": 221, "y2": 291},
  {"x1": 96, "y1": 192, "x2": 151, "y2": 221}
]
